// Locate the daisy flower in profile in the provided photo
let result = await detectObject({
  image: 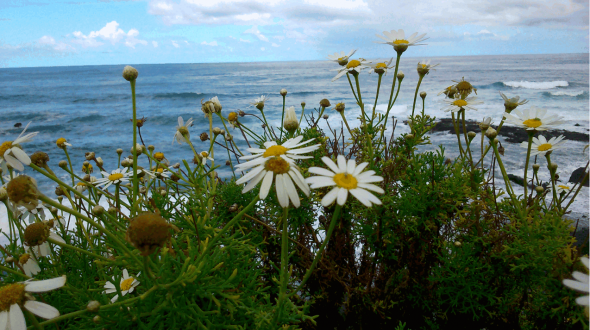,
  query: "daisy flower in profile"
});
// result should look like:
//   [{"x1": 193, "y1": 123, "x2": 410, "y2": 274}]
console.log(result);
[
  {"x1": 563, "y1": 256, "x2": 589, "y2": 308},
  {"x1": 521, "y1": 135, "x2": 566, "y2": 156},
  {"x1": 55, "y1": 138, "x2": 72, "y2": 149},
  {"x1": 19, "y1": 249, "x2": 41, "y2": 277},
  {"x1": 442, "y1": 96, "x2": 484, "y2": 113},
  {"x1": 0, "y1": 122, "x2": 38, "y2": 172},
  {"x1": 95, "y1": 168, "x2": 131, "y2": 190},
  {"x1": 375, "y1": 29, "x2": 428, "y2": 53},
  {"x1": 235, "y1": 136, "x2": 319, "y2": 208},
  {"x1": 199, "y1": 151, "x2": 214, "y2": 166},
  {"x1": 368, "y1": 58, "x2": 394, "y2": 75},
  {"x1": 250, "y1": 95, "x2": 269, "y2": 110},
  {"x1": 556, "y1": 184, "x2": 571, "y2": 195},
  {"x1": 500, "y1": 92, "x2": 528, "y2": 111},
  {"x1": 332, "y1": 58, "x2": 371, "y2": 82},
  {"x1": 0, "y1": 275, "x2": 67, "y2": 329},
  {"x1": 104, "y1": 269, "x2": 141, "y2": 303},
  {"x1": 306, "y1": 155, "x2": 384, "y2": 207},
  {"x1": 327, "y1": 49, "x2": 357, "y2": 66},
  {"x1": 173, "y1": 116, "x2": 194, "y2": 145},
  {"x1": 417, "y1": 59, "x2": 440, "y2": 76},
  {"x1": 438, "y1": 85, "x2": 458, "y2": 98},
  {"x1": 503, "y1": 106, "x2": 565, "y2": 131}
]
